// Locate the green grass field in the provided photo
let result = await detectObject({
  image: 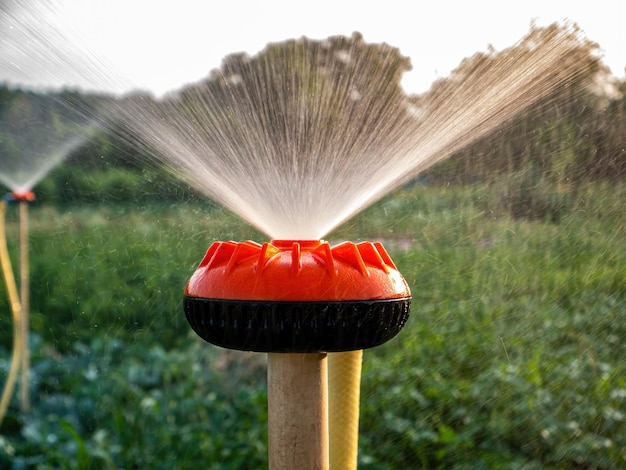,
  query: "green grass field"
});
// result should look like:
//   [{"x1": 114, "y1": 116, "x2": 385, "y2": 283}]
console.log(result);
[{"x1": 1, "y1": 182, "x2": 624, "y2": 468}]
